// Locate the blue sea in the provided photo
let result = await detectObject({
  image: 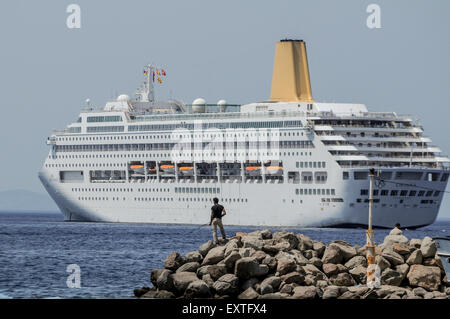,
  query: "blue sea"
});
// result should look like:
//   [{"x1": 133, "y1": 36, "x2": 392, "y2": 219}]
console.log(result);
[{"x1": 0, "y1": 211, "x2": 448, "y2": 299}]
